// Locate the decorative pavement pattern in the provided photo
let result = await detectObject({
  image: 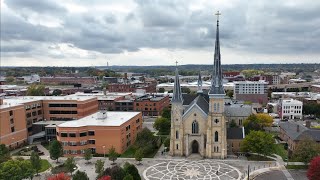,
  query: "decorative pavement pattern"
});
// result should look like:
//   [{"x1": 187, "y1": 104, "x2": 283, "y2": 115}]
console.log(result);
[{"x1": 143, "y1": 160, "x2": 241, "y2": 180}]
